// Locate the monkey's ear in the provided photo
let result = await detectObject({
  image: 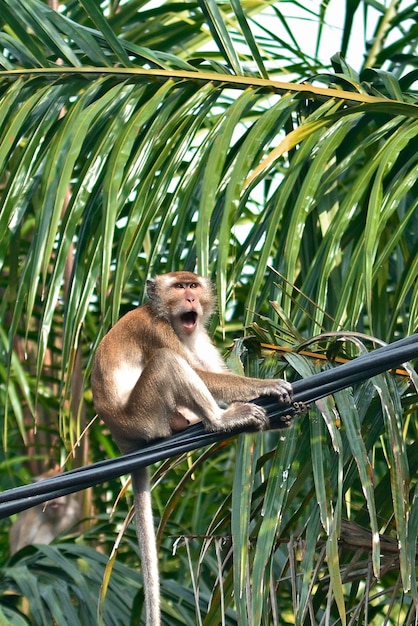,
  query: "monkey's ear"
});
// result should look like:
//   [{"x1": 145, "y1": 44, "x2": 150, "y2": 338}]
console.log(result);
[{"x1": 146, "y1": 279, "x2": 156, "y2": 299}]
